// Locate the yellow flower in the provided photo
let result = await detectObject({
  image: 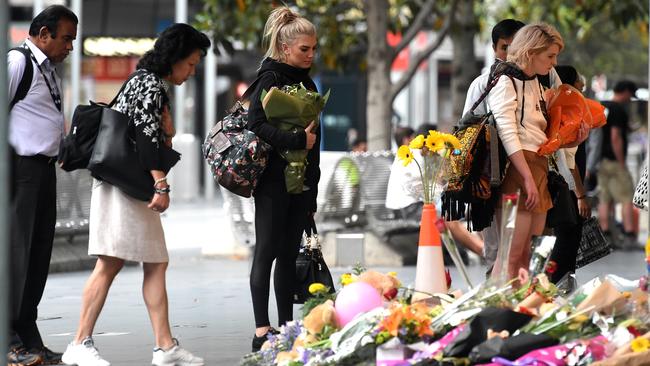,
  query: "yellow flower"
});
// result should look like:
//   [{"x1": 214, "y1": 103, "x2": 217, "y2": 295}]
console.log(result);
[
  {"x1": 572, "y1": 314, "x2": 589, "y2": 324},
  {"x1": 308, "y1": 283, "x2": 327, "y2": 294},
  {"x1": 567, "y1": 322, "x2": 581, "y2": 330},
  {"x1": 340, "y1": 273, "x2": 356, "y2": 286},
  {"x1": 441, "y1": 133, "x2": 461, "y2": 149},
  {"x1": 631, "y1": 337, "x2": 650, "y2": 353},
  {"x1": 425, "y1": 133, "x2": 444, "y2": 152},
  {"x1": 387, "y1": 271, "x2": 397, "y2": 277},
  {"x1": 397, "y1": 145, "x2": 414, "y2": 167},
  {"x1": 409, "y1": 135, "x2": 425, "y2": 149}
]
